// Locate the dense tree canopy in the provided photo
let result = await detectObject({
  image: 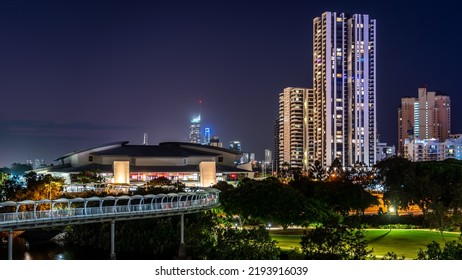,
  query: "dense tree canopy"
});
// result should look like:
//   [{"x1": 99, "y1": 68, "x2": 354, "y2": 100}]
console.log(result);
[
  {"x1": 0, "y1": 174, "x2": 24, "y2": 201},
  {"x1": 66, "y1": 211, "x2": 280, "y2": 260},
  {"x1": 76, "y1": 170, "x2": 104, "y2": 184},
  {"x1": 216, "y1": 178, "x2": 332, "y2": 228},
  {"x1": 376, "y1": 157, "x2": 462, "y2": 231},
  {"x1": 146, "y1": 176, "x2": 172, "y2": 187},
  {"x1": 300, "y1": 225, "x2": 373, "y2": 260},
  {"x1": 289, "y1": 176, "x2": 378, "y2": 217},
  {"x1": 417, "y1": 235, "x2": 462, "y2": 260},
  {"x1": 13, "y1": 172, "x2": 65, "y2": 209}
]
